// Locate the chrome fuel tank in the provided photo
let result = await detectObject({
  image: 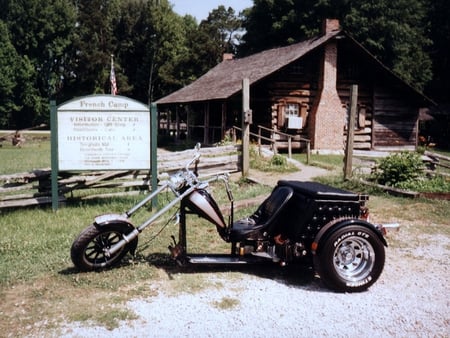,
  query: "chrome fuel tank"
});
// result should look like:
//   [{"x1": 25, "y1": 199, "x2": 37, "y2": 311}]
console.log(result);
[{"x1": 184, "y1": 189, "x2": 227, "y2": 234}]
